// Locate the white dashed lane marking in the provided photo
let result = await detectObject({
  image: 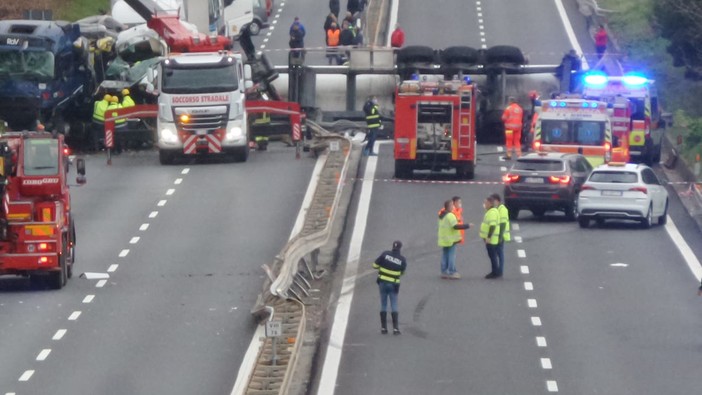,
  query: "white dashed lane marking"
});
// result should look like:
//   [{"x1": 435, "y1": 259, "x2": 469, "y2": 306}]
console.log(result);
[
  {"x1": 68, "y1": 311, "x2": 81, "y2": 321},
  {"x1": 547, "y1": 380, "x2": 559, "y2": 392},
  {"x1": 181, "y1": 168, "x2": 190, "y2": 174},
  {"x1": 528, "y1": 299, "x2": 537, "y2": 308},
  {"x1": 52, "y1": 329, "x2": 66, "y2": 340},
  {"x1": 119, "y1": 249, "x2": 129, "y2": 257},
  {"x1": 149, "y1": 211, "x2": 158, "y2": 218},
  {"x1": 157, "y1": 200, "x2": 167, "y2": 207},
  {"x1": 96, "y1": 280, "x2": 107, "y2": 288},
  {"x1": 521, "y1": 265, "x2": 530, "y2": 274},
  {"x1": 166, "y1": 189, "x2": 175, "y2": 196},
  {"x1": 130, "y1": 237, "x2": 140, "y2": 244},
  {"x1": 140, "y1": 223, "x2": 149, "y2": 231},
  {"x1": 174, "y1": 178, "x2": 182, "y2": 185},
  {"x1": 36, "y1": 349, "x2": 51, "y2": 361},
  {"x1": 537, "y1": 337, "x2": 547, "y2": 347},
  {"x1": 531, "y1": 317, "x2": 542, "y2": 326},
  {"x1": 524, "y1": 281, "x2": 534, "y2": 291},
  {"x1": 517, "y1": 249, "x2": 526, "y2": 258},
  {"x1": 82, "y1": 295, "x2": 95, "y2": 303},
  {"x1": 18, "y1": 370, "x2": 34, "y2": 381},
  {"x1": 108, "y1": 264, "x2": 118, "y2": 272},
  {"x1": 541, "y1": 358, "x2": 552, "y2": 369}
]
